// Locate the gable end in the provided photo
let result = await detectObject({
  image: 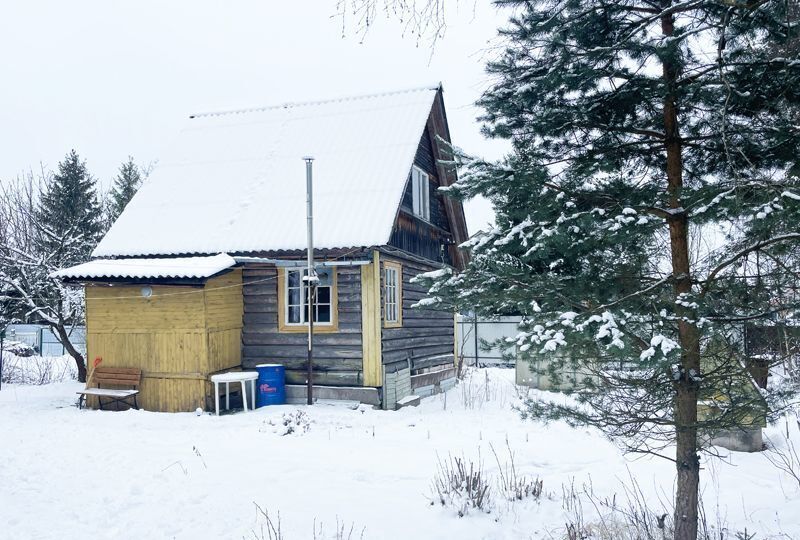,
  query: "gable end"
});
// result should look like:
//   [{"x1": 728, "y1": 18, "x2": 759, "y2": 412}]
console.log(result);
[{"x1": 388, "y1": 89, "x2": 469, "y2": 269}]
